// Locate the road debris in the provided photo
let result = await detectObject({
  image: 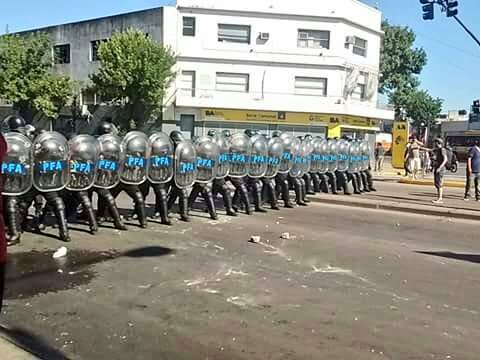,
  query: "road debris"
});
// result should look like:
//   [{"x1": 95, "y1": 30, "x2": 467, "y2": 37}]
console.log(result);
[
  {"x1": 249, "y1": 235, "x2": 261, "y2": 243},
  {"x1": 53, "y1": 246, "x2": 68, "y2": 259}
]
